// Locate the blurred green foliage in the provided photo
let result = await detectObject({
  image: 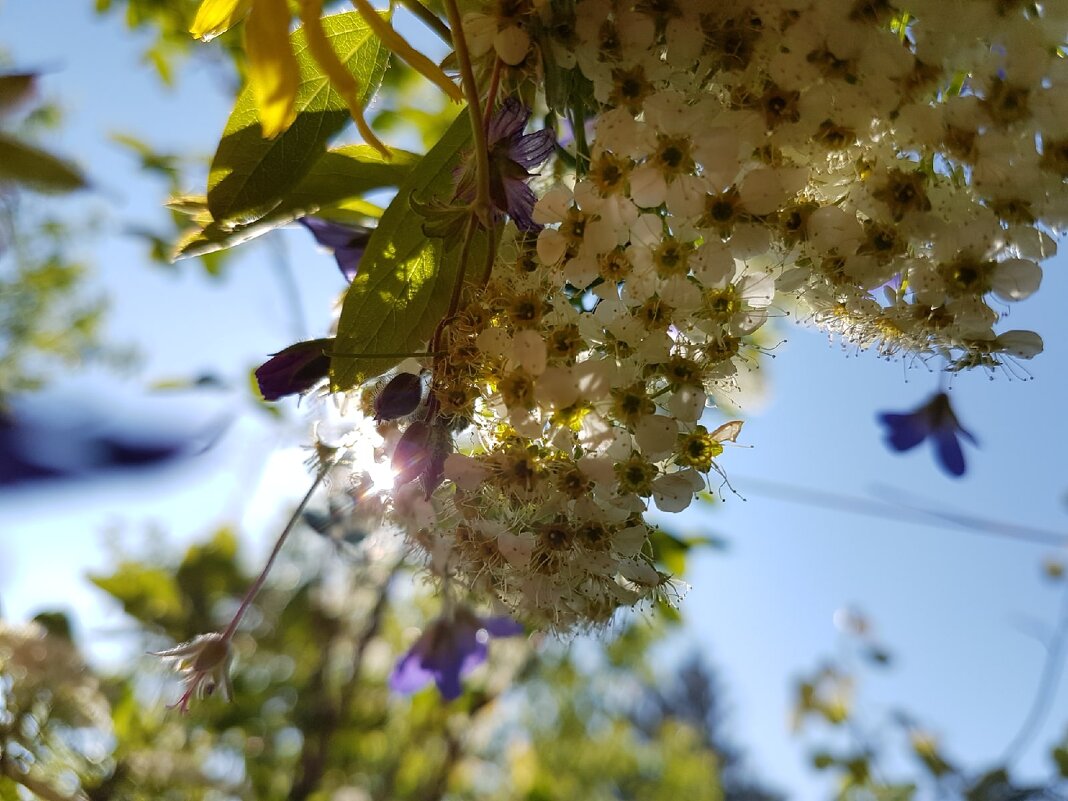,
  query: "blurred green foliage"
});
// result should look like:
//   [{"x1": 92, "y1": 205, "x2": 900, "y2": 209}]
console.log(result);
[
  {"x1": 0, "y1": 63, "x2": 106, "y2": 402},
  {"x1": 1, "y1": 527, "x2": 779, "y2": 801}
]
